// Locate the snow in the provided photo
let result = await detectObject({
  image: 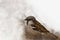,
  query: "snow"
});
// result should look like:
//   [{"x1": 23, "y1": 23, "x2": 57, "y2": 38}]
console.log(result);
[{"x1": 0, "y1": 0, "x2": 26, "y2": 40}]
